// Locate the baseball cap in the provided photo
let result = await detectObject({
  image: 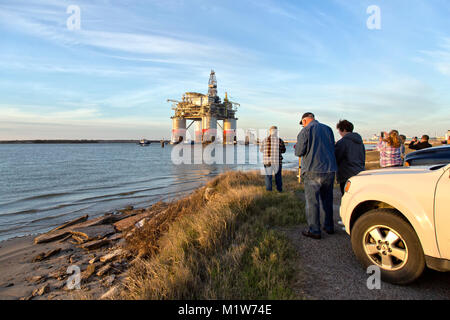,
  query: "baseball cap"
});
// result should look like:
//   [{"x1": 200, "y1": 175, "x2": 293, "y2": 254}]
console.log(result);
[{"x1": 301, "y1": 112, "x2": 315, "y2": 120}]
